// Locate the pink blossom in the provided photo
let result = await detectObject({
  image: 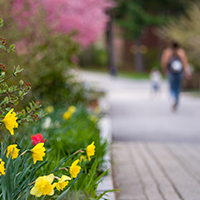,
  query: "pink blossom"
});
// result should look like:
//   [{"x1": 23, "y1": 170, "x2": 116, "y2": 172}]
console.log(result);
[{"x1": 4, "y1": 0, "x2": 115, "y2": 47}]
